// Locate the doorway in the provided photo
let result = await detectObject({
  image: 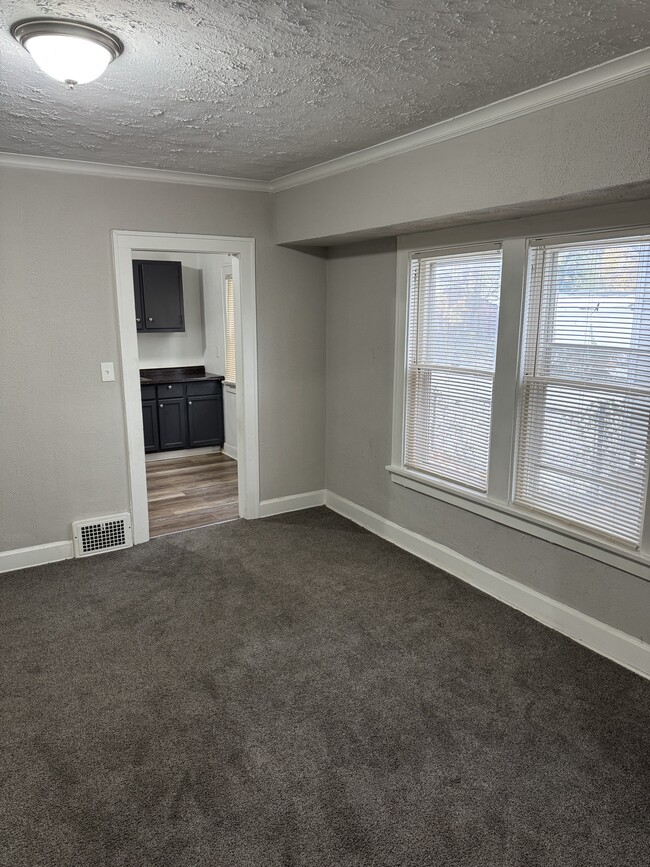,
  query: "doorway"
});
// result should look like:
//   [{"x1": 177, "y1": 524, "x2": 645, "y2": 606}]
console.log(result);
[
  {"x1": 136, "y1": 250, "x2": 238, "y2": 535},
  {"x1": 112, "y1": 231, "x2": 260, "y2": 545}
]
